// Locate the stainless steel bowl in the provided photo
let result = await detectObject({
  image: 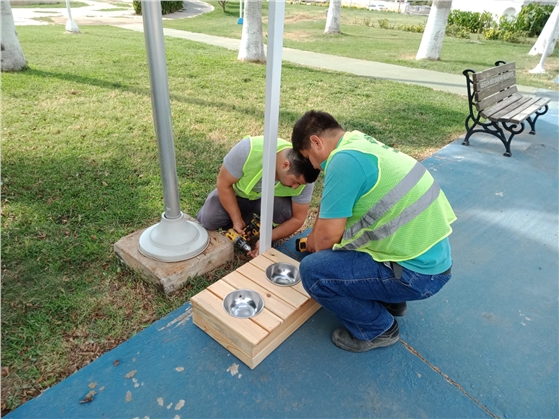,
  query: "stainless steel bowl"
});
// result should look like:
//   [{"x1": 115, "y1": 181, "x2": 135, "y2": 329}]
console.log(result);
[
  {"x1": 265, "y1": 262, "x2": 301, "y2": 287},
  {"x1": 222, "y1": 289, "x2": 264, "y2": 319}
]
